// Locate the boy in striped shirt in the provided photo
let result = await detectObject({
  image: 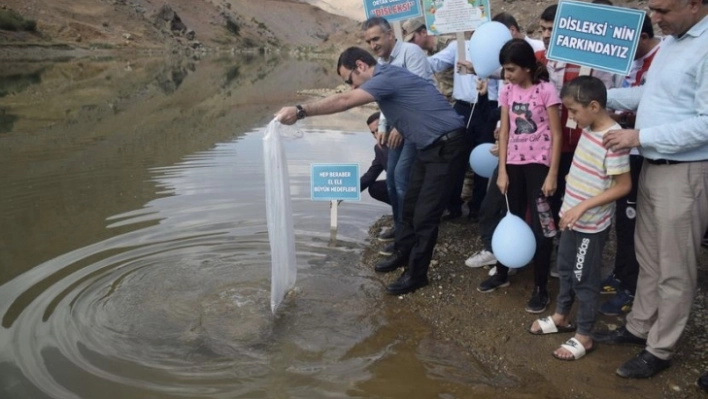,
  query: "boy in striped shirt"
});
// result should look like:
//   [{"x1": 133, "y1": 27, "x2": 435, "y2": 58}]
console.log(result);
[{"x1": 529, "y1": 76, "x2": 631, "y2": 361}]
